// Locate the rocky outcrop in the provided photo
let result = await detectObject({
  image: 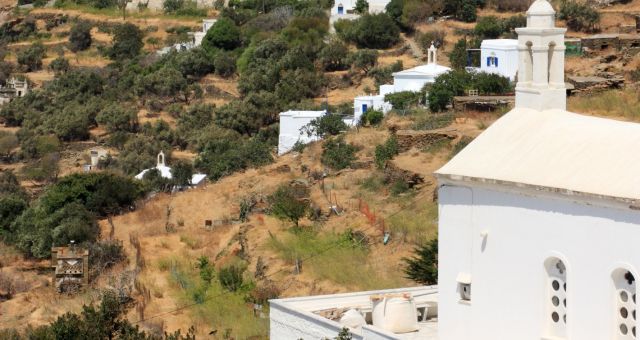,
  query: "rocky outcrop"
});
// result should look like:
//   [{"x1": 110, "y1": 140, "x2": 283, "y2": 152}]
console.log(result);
[
  {"x1": 384, "y1": 161, "x2": 425, "y2": 189},
  {"x1": 567, "y1": 75, "x2": 624, "y2": 93},
  {"x1": 394, "y1": 129, "x2": 456, "y2": 153}
]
